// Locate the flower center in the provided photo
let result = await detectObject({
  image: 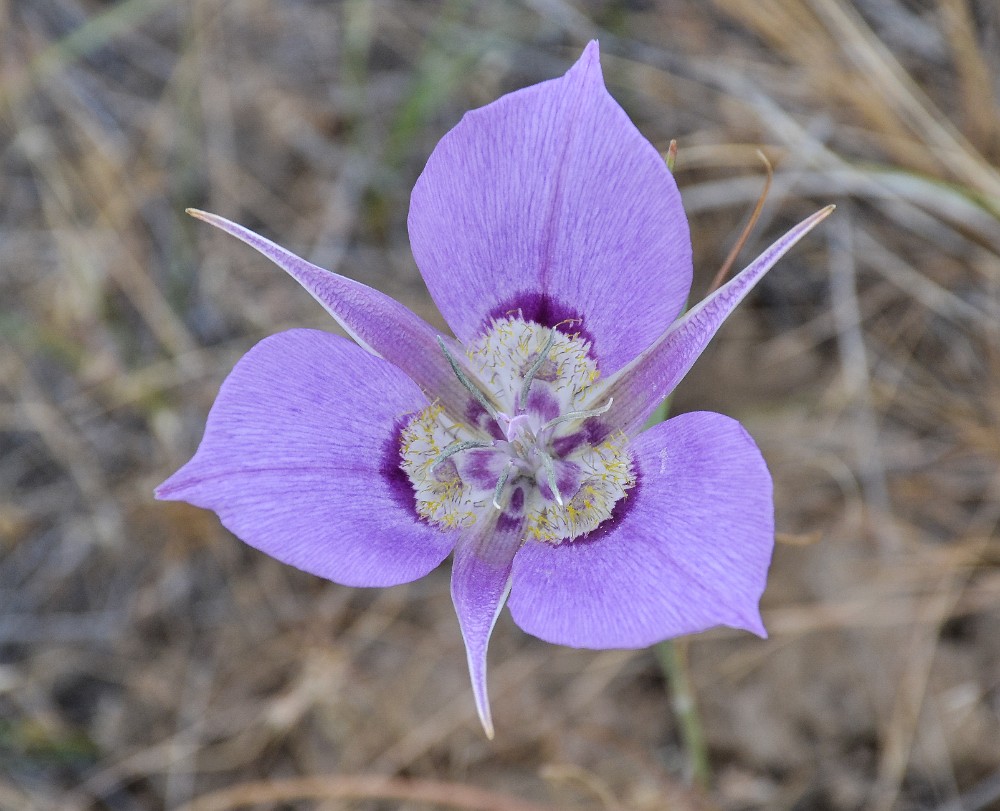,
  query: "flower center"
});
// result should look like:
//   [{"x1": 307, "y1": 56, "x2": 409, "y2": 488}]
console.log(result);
[{"x1": 399, "y1": 316, "x2": 635, "y2": 542}]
